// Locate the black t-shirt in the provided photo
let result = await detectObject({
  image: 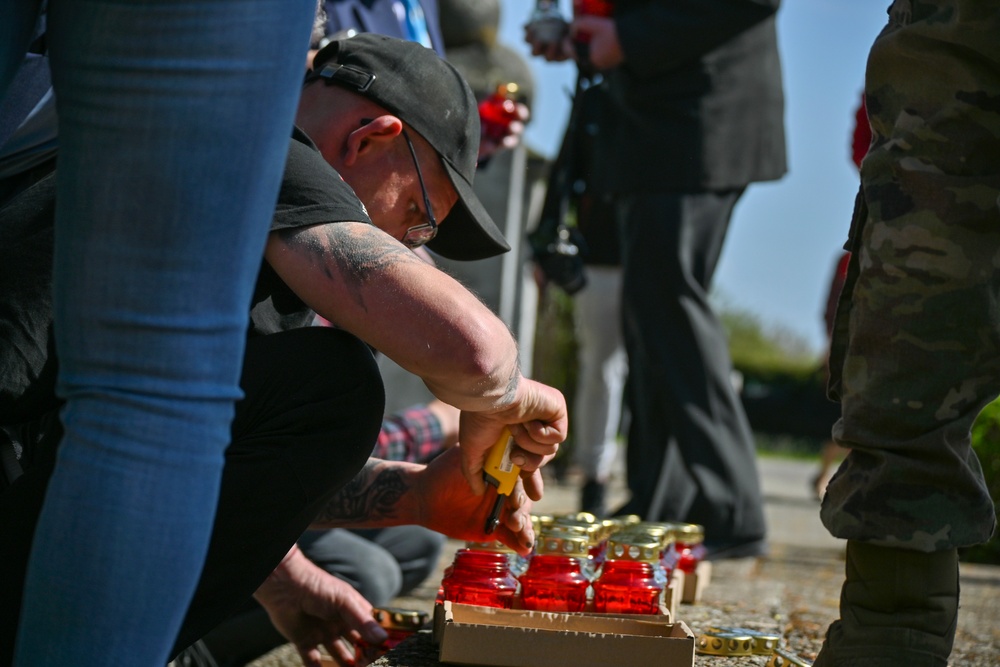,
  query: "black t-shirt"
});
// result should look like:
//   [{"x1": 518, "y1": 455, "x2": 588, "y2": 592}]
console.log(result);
[
  {"x1": 249, "y1": 127, "x2": 371, "y2": 336},
  {"x1": 0, "y1": 126, "x2": 371, "y2": 422}
]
